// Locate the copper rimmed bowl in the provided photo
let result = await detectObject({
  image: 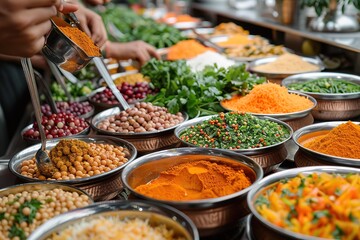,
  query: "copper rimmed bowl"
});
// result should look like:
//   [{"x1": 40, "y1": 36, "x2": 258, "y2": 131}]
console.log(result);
[
  {"x1": 9, "y1": 136, "x2": 137, "y2": 201},
  {"x1": 283, "y1": 72, "x2": 360, "y2": 120},
  {"x1": 91, "y1": 107, "x2": 188, "y2": 155},
  {"x1": 175, "y1": 115, "x2": 293, "y2": 173},
  {"x1": 220, "y1": 90, "x2": 317, "y2": 131},
  {"x1": 247, "y1": 166, "x2": 360, "y2": 240},
  {"x1": 121, "y1": 147, "x2": 263, "y2": 236},
  {"x1": 248, "y1": 56, "x2": 324, "y2": 85},
  {"x1": 292, "y1": 121, "x2": 360, "y2": 167},
  {"x1": 29, "y1": 200, "x2": 199, "y2": 240}
]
